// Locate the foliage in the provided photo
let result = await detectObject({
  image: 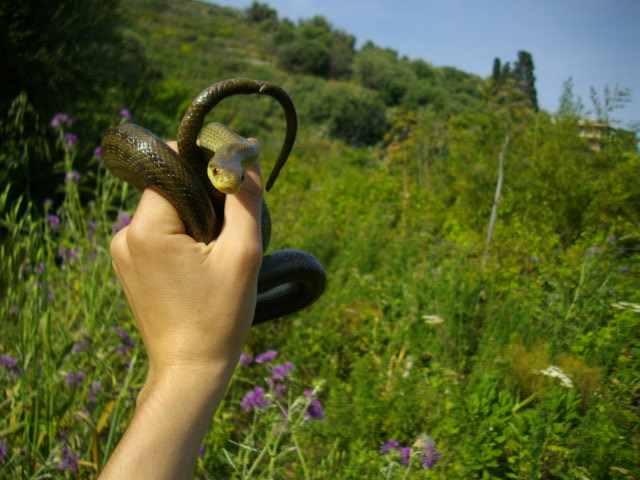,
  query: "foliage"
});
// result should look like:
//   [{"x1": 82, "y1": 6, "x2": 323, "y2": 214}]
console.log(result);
[
  {"x1": 293, "y1": 78, "x2": 387, "y2": 146},
  {"x1": 246, "y1": 1, "x2": 278, "y2": 30},
  {"x1": 512, "y1": 51, "x2": 539, "y2": 111},
  {"x1": 0, "y1": 0, "x2": 151, "y2": 126},
  {"x1": 491, "y1": 51, "x2": 538, "y2": 111},
  {"x1": 1, "y1": 1, "x2": 639, "y2": 479},
  {"x1": 272, "y1": 17, "x2": 355, "y2": 79},
  {"x1": 588, "y1": 84, "x2": 633, "y2": 125},
  {"x1": 557, "y1": 76, "x2": 585, "y2": 118}
]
